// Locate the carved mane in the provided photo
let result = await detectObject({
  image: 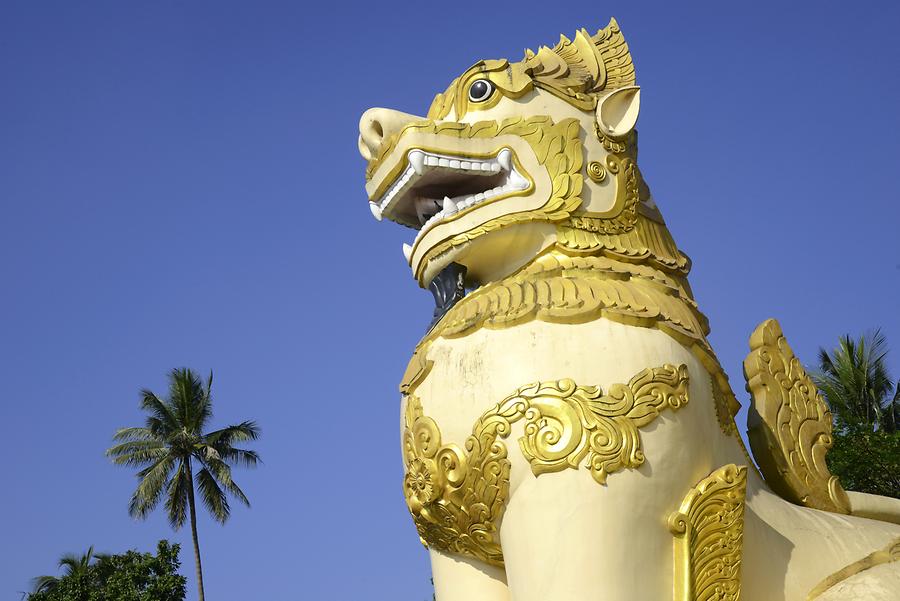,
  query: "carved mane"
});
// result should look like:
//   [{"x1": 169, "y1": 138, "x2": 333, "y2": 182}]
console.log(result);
[{"x1": 523, "y1": 17, "x2": 636, "y2": 110}]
